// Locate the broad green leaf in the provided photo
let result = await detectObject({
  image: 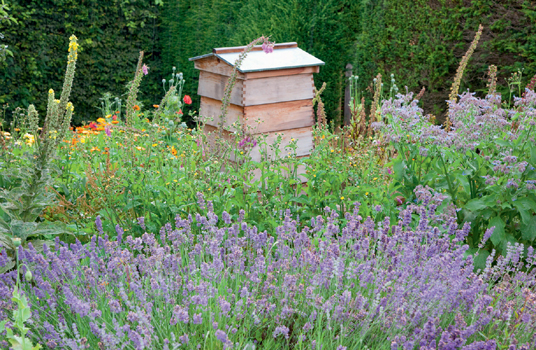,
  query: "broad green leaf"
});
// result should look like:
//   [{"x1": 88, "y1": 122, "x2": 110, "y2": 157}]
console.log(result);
[
  {"x1": 495, "y1": 139, "x2": 512, "y2": 148},
  {"x1": 488, "y1": 216, "x2": 506, "y2": 247},
  {"x1": 469, "y1": 248, "x2": 490, "y2": 271},
  {"x1": 530, "y1": 146, "x2": 536, "y2": 165},
  {"x1": 521, "y1": 216, "x2": 536, "y2": 242},
  {"x1": 392, "y1": 158, "x2": 405, "y2": 182},
  {"x1": 513, "y1": 197, "x2": 536, "y2": 212},
  {"x1": 465, "y1": 198, "x2": 488, "y2": 212}
]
